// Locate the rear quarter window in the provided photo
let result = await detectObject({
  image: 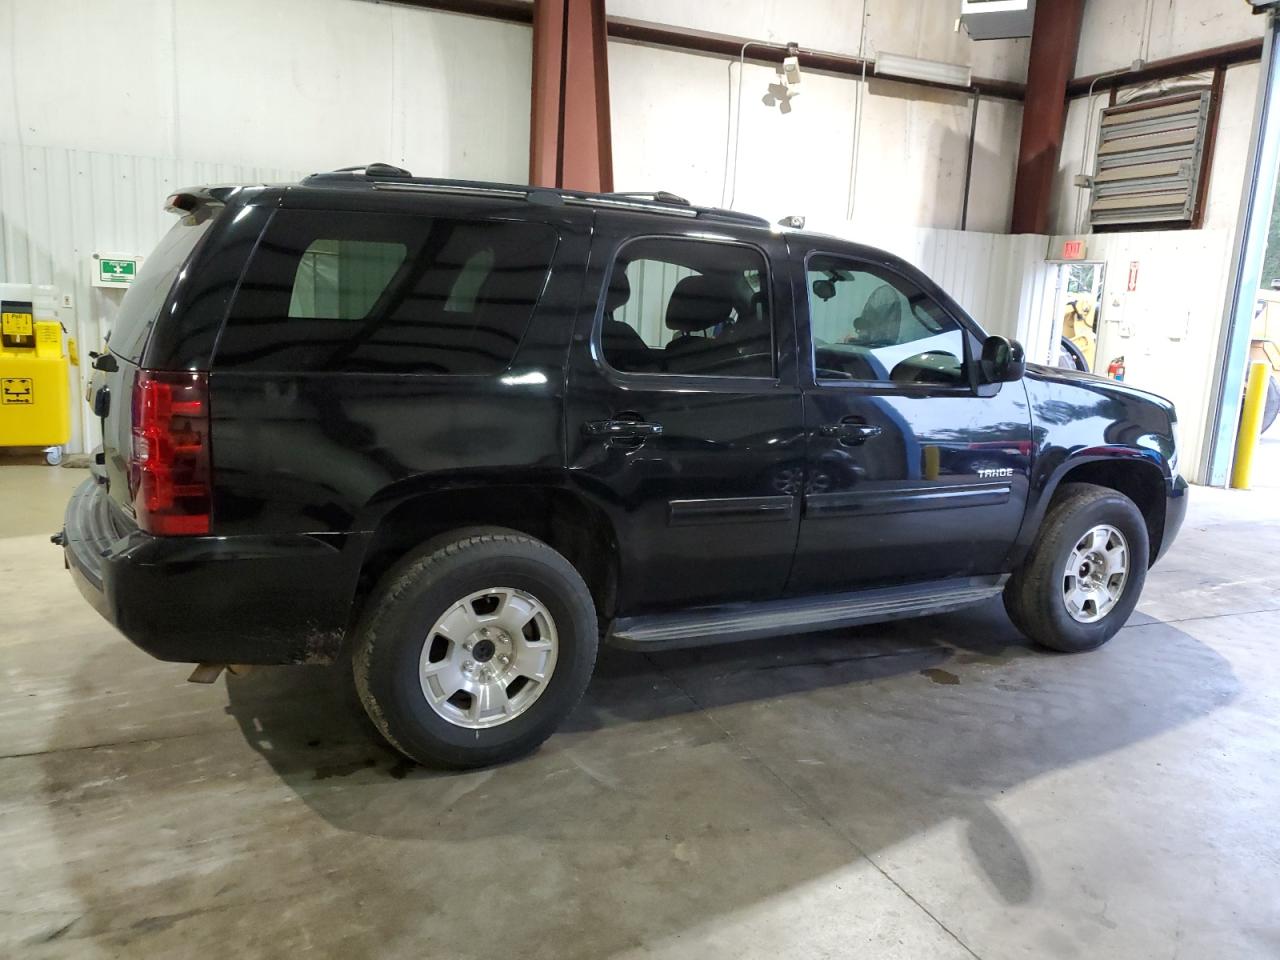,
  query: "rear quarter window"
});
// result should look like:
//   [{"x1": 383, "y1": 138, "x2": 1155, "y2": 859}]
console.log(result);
[
  {"x1": 214, "y1": 211, "x2": 558, "y2": 375},
  {"x1": 108, "y1": 213, "x2": 214, "y2": 362}
]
